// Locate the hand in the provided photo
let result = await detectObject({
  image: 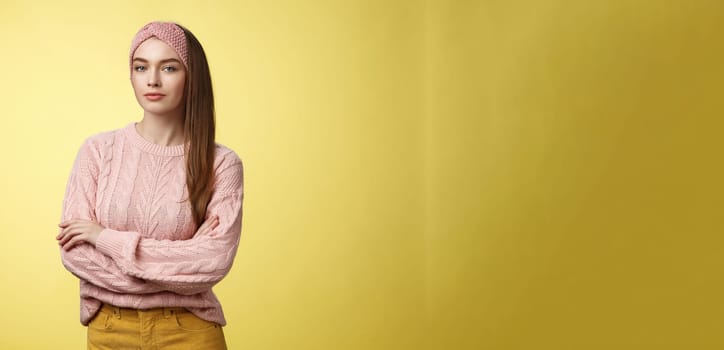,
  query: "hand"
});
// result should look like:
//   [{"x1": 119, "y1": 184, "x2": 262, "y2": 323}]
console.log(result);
[
  {"x1": 56, "y1": 219, "x2": 105, "y2": 250},
  {"x1": 195, "y1": 215, "x2": 220, "y2": 236}
]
